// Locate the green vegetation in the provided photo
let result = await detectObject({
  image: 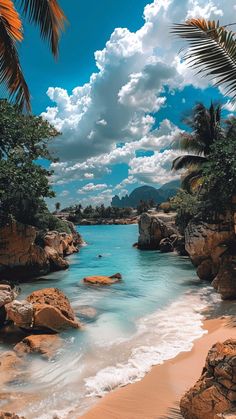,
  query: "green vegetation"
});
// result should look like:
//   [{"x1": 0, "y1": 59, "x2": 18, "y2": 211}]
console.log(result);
[
  {"x1": 172, "y1": 19, "x2": 236, "y2": 99},
  {"x1": 61, "y1": 204, "x2": 133, "y2": 223},
  {"x1": 0, "y1": 0, "x2": 66, "y2": 110},
  {"x1": 171, "y1": 190, "x2": 200, "y2": 232},
  {"x1": 0, "y1": 100, "x2": 68, "y2": 231},
  {"x1": 172, "y1": 103, "x2": 236, "y2": 191}
]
